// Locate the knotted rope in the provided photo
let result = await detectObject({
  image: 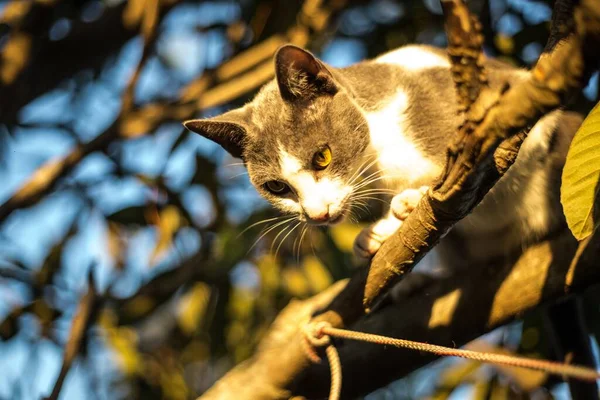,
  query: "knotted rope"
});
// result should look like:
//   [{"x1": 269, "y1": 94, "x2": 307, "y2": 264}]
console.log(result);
[{"x1": 302, "y1": 322, "x2": 600, "y2": 400}]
